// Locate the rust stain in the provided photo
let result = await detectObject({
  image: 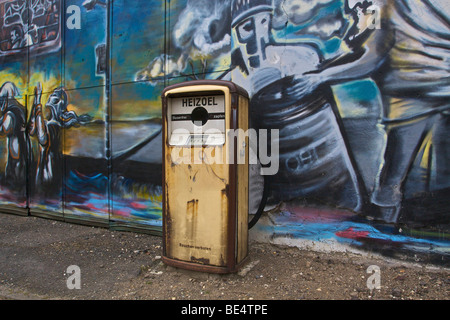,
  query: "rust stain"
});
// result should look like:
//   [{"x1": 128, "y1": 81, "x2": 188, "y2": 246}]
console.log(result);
[
  {"x1": 221, "y1": 187, "x2": 229, "y2": 198},
  {"x1": 186, "y1": 199, "x2": 199, "y2": 240},
  {"x1": 166, "y1": 153, "x2": 176, "y2": 168},
  {"x1": 190, "y1": 256, "x2": 210, "y2": 265},
  {"x1": 164, "y1": 183, "x2": 172, "y2": 255},
  {"x1": 220, "y1": 188, "x2": 228, "y2": 254},
  {"x1": 186, "y1": 199, "x2": 199, "y2": 217}
]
